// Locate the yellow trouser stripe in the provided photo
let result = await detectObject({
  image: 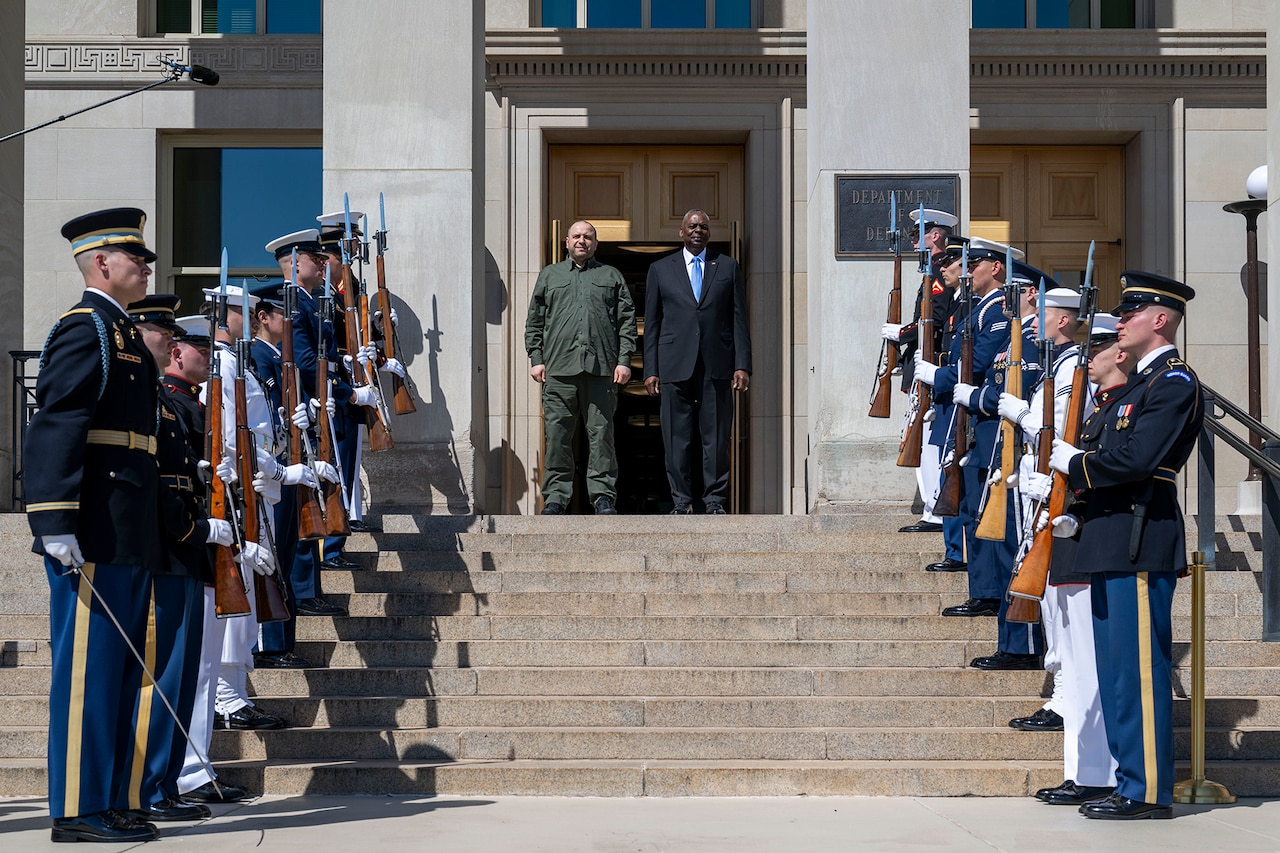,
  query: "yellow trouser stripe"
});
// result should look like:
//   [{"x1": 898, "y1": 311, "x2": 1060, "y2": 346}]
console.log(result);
[
  {"x1": 1136, "y1": 571, "x2": 1157, "y2": 802},
  {"x1": 128, "y1": 590, "x2": 159, "y2": 809},
  {"x1": 64, "y1": 563, "x2": 96, "y2": 817}
]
